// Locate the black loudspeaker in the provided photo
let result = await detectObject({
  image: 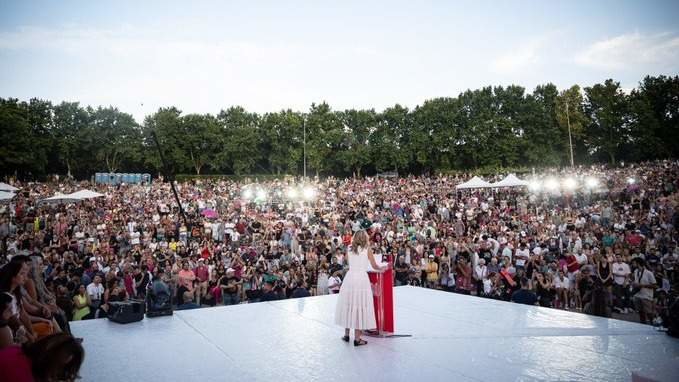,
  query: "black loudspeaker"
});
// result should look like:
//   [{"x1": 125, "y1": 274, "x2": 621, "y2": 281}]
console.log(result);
[
  {"x1": 108, "y1": 300, "x2": 145, "y2": 324},
  {"x1": 146, "y1": 290, "x2": 173, "y2": 318}
]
